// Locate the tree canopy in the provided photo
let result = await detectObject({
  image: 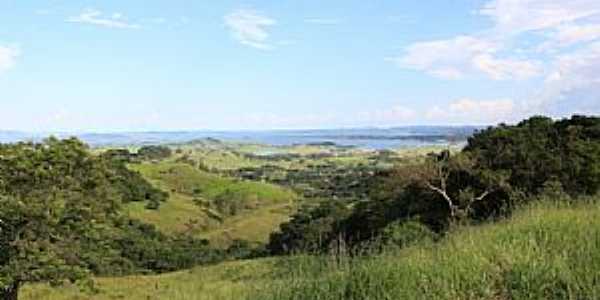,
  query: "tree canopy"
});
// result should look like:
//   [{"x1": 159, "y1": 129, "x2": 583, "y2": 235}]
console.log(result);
[{"x1": 0, "y1": 138, "x2": 121, "y2": 299}]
